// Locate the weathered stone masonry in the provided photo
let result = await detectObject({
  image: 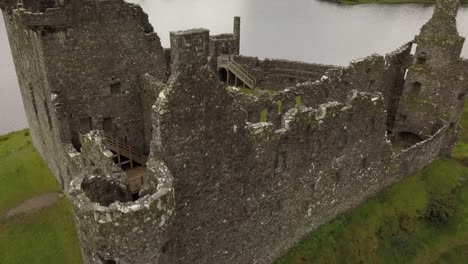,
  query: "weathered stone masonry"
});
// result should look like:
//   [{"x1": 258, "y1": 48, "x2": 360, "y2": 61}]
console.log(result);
[{"x1": 1, "y1": 0, "x2": 468, "y2": 263}]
